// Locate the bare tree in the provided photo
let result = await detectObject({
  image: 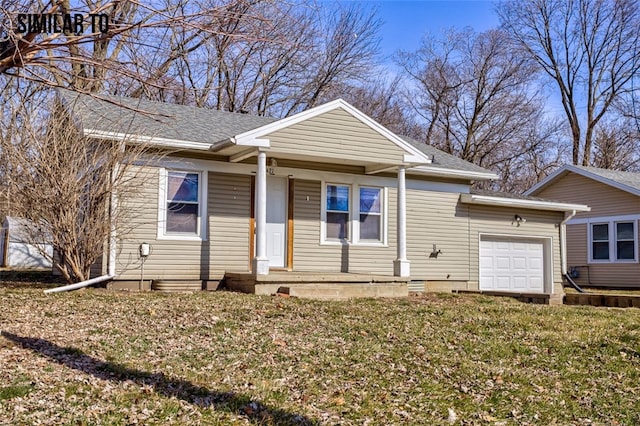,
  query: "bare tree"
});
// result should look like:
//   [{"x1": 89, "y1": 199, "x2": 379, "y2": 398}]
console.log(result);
[
  {"x1": 591, "y1": 120, "x2": 640, "y2": 170},
  {"x1": 397, "y1": 28, "x2": 562, "y2": 191},
  {"x1": 498, "y1": 0, "x2": 640, "y2": 167},
  {"x1": 0, "y1": 92, "x2": 150, "y2": 282},
  {"x1": 124, "y1": 2, "x2": 382, "y2": 117}
]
